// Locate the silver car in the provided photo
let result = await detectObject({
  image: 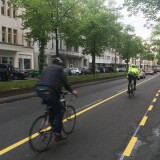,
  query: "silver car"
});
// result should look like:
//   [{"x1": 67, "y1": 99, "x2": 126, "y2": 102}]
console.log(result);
[{"x1": 70, "y1": 68, "x2": 82, "y2": 75}]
